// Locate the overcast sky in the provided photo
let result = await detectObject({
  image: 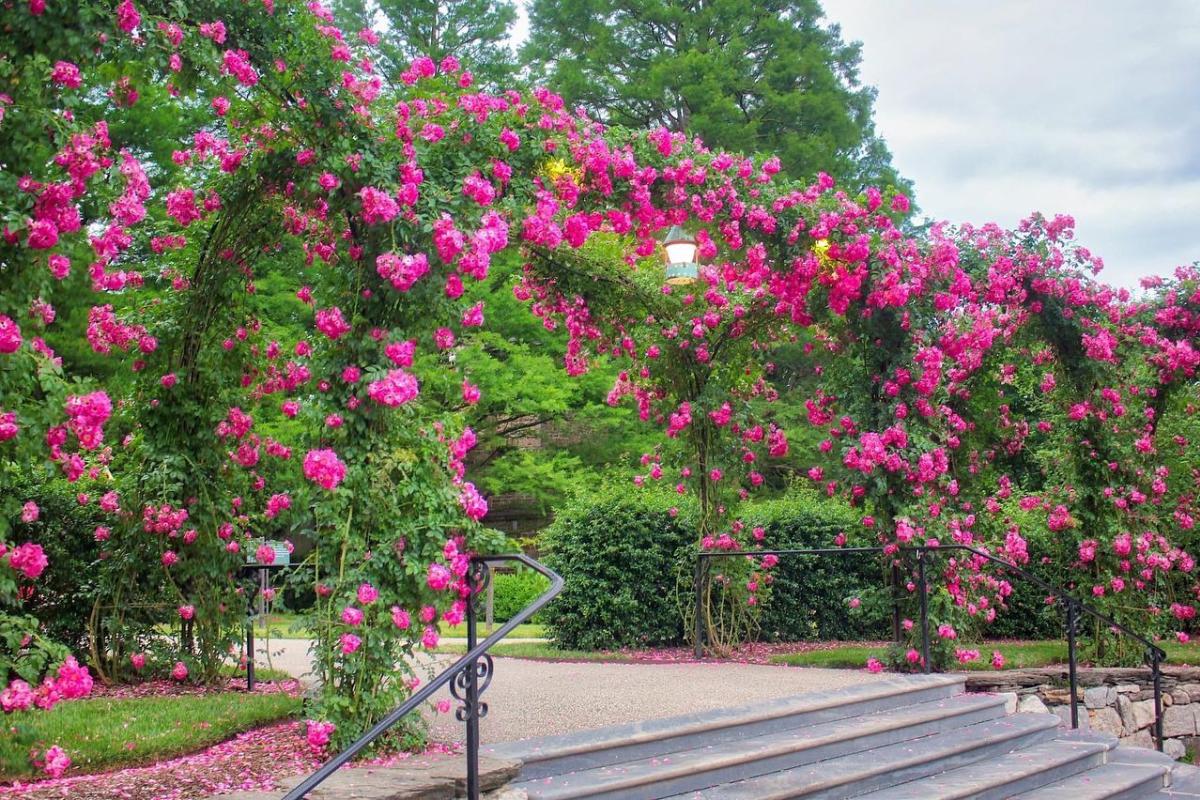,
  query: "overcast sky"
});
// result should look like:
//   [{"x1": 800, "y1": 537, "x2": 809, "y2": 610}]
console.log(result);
[{"x1": 824, "y1": 1, "x2": 1200, "y2": 289}]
